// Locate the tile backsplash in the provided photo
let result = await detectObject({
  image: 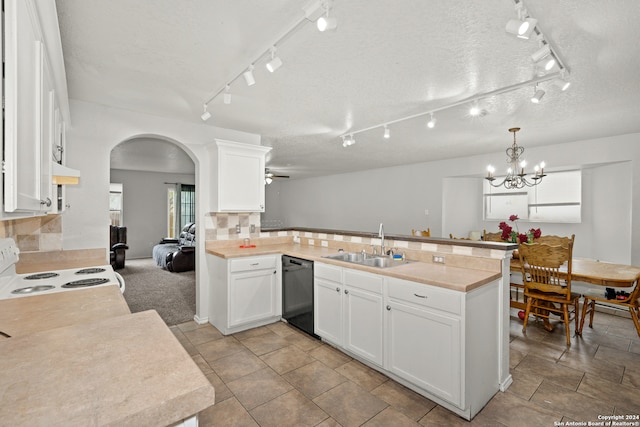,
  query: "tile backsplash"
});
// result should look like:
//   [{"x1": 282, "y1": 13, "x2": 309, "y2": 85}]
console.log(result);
[
  {"x1": 204, "y1": 212, "x2": 261, "y2": 240},
  {"x1": 0, "y1": 215, "x2": 63, "y2": 252}
]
